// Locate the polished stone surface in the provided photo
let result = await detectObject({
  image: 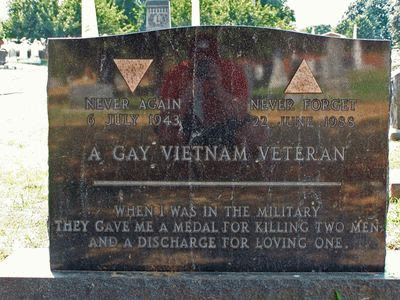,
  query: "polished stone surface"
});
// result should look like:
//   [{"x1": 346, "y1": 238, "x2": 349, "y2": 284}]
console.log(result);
[
  {"x1": 48, "y1": 26, "x2": 390, "y2": 271},
  {"x1": 1, "y1": 249, "x2": 400, "y2": 299}
]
